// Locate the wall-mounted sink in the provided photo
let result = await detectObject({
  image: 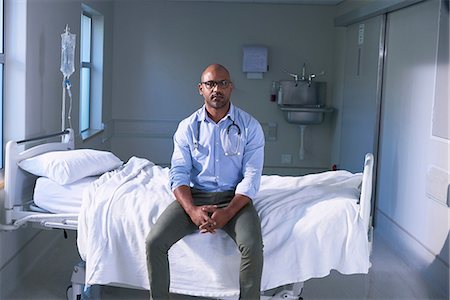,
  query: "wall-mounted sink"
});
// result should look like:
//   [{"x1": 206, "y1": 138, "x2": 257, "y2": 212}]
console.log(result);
[
  {"x1": 278, "y1": 105, "x2": 334, "y2": 124},
  {"x1": 277, "y1": 80, "x2": 334, "y2": 125},
  {"x1": 278, "y1": 80, "x2": 326, "y2": 106}
]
